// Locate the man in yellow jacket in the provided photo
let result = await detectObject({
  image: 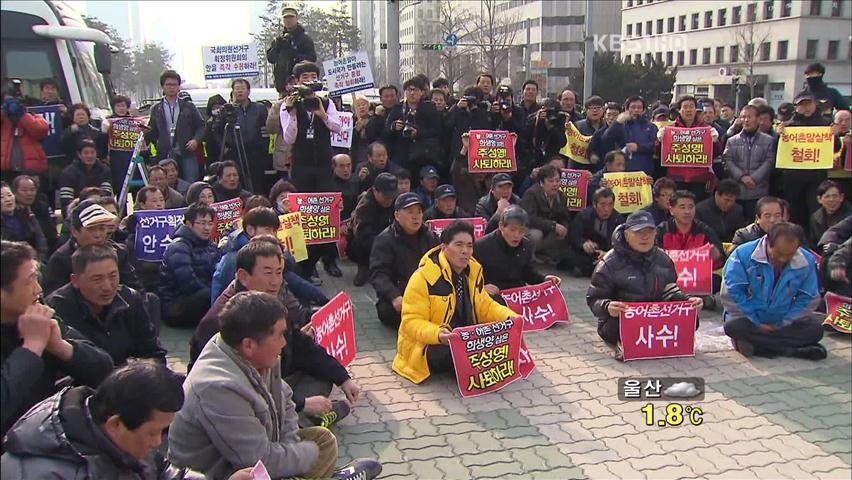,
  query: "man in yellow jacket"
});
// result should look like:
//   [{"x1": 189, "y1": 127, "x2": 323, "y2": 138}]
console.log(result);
[{"x1": 393, "y1": 220, "x2": 518, "y2": 384}]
